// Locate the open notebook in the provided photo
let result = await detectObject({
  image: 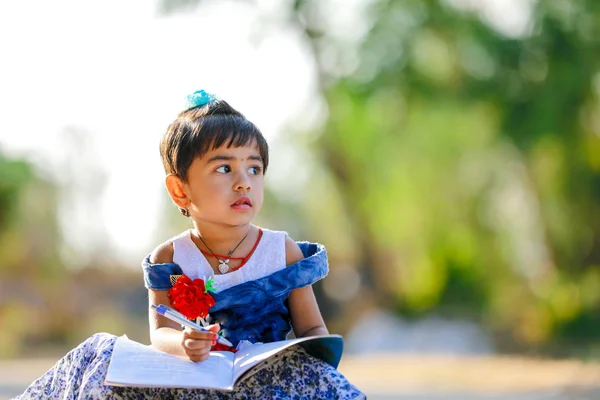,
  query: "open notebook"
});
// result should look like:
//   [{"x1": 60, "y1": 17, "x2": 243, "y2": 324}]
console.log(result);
[{"x1": 104, "y1": 334, "x2": 343, "y2": 391}]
